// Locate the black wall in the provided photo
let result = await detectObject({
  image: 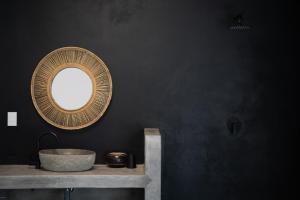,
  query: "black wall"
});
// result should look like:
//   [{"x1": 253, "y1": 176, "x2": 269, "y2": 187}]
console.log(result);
[{"x1": 0, "y1": 0, "x2": 296, "y2": 199}]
